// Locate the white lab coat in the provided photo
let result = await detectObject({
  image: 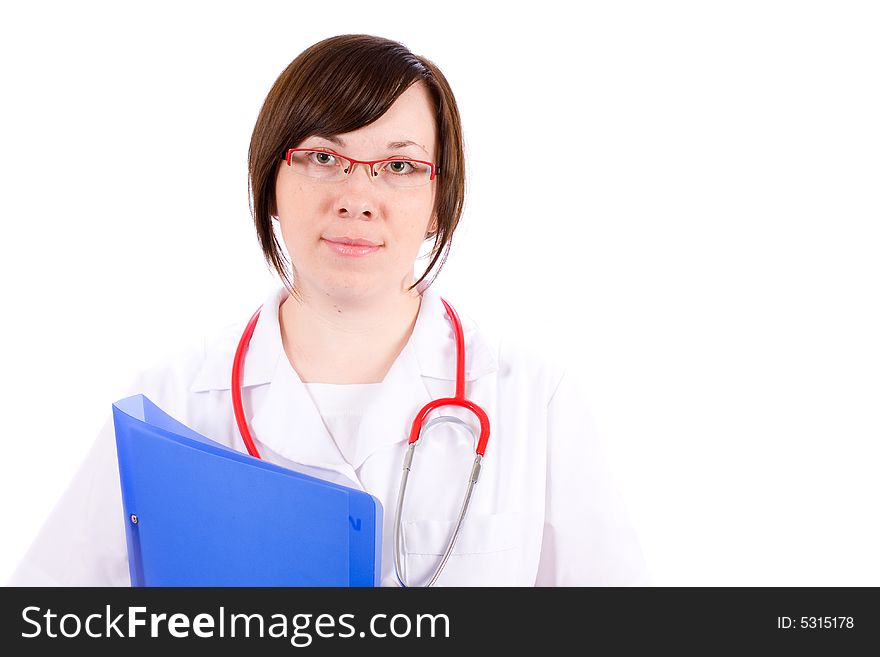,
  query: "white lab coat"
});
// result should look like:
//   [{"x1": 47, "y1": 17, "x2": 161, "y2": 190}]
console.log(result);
[{"x1": 7, "y1": 283, "x2": 650, "y2": 587}]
